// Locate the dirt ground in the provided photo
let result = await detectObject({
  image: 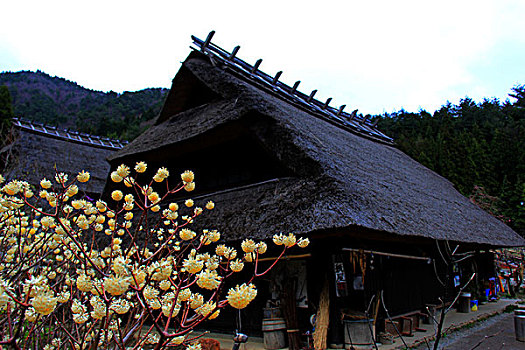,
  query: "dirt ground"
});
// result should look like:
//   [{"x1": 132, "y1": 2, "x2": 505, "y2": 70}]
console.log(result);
[{"x1": 414, "y1": 312, "x2": 525, "y2": 350}]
